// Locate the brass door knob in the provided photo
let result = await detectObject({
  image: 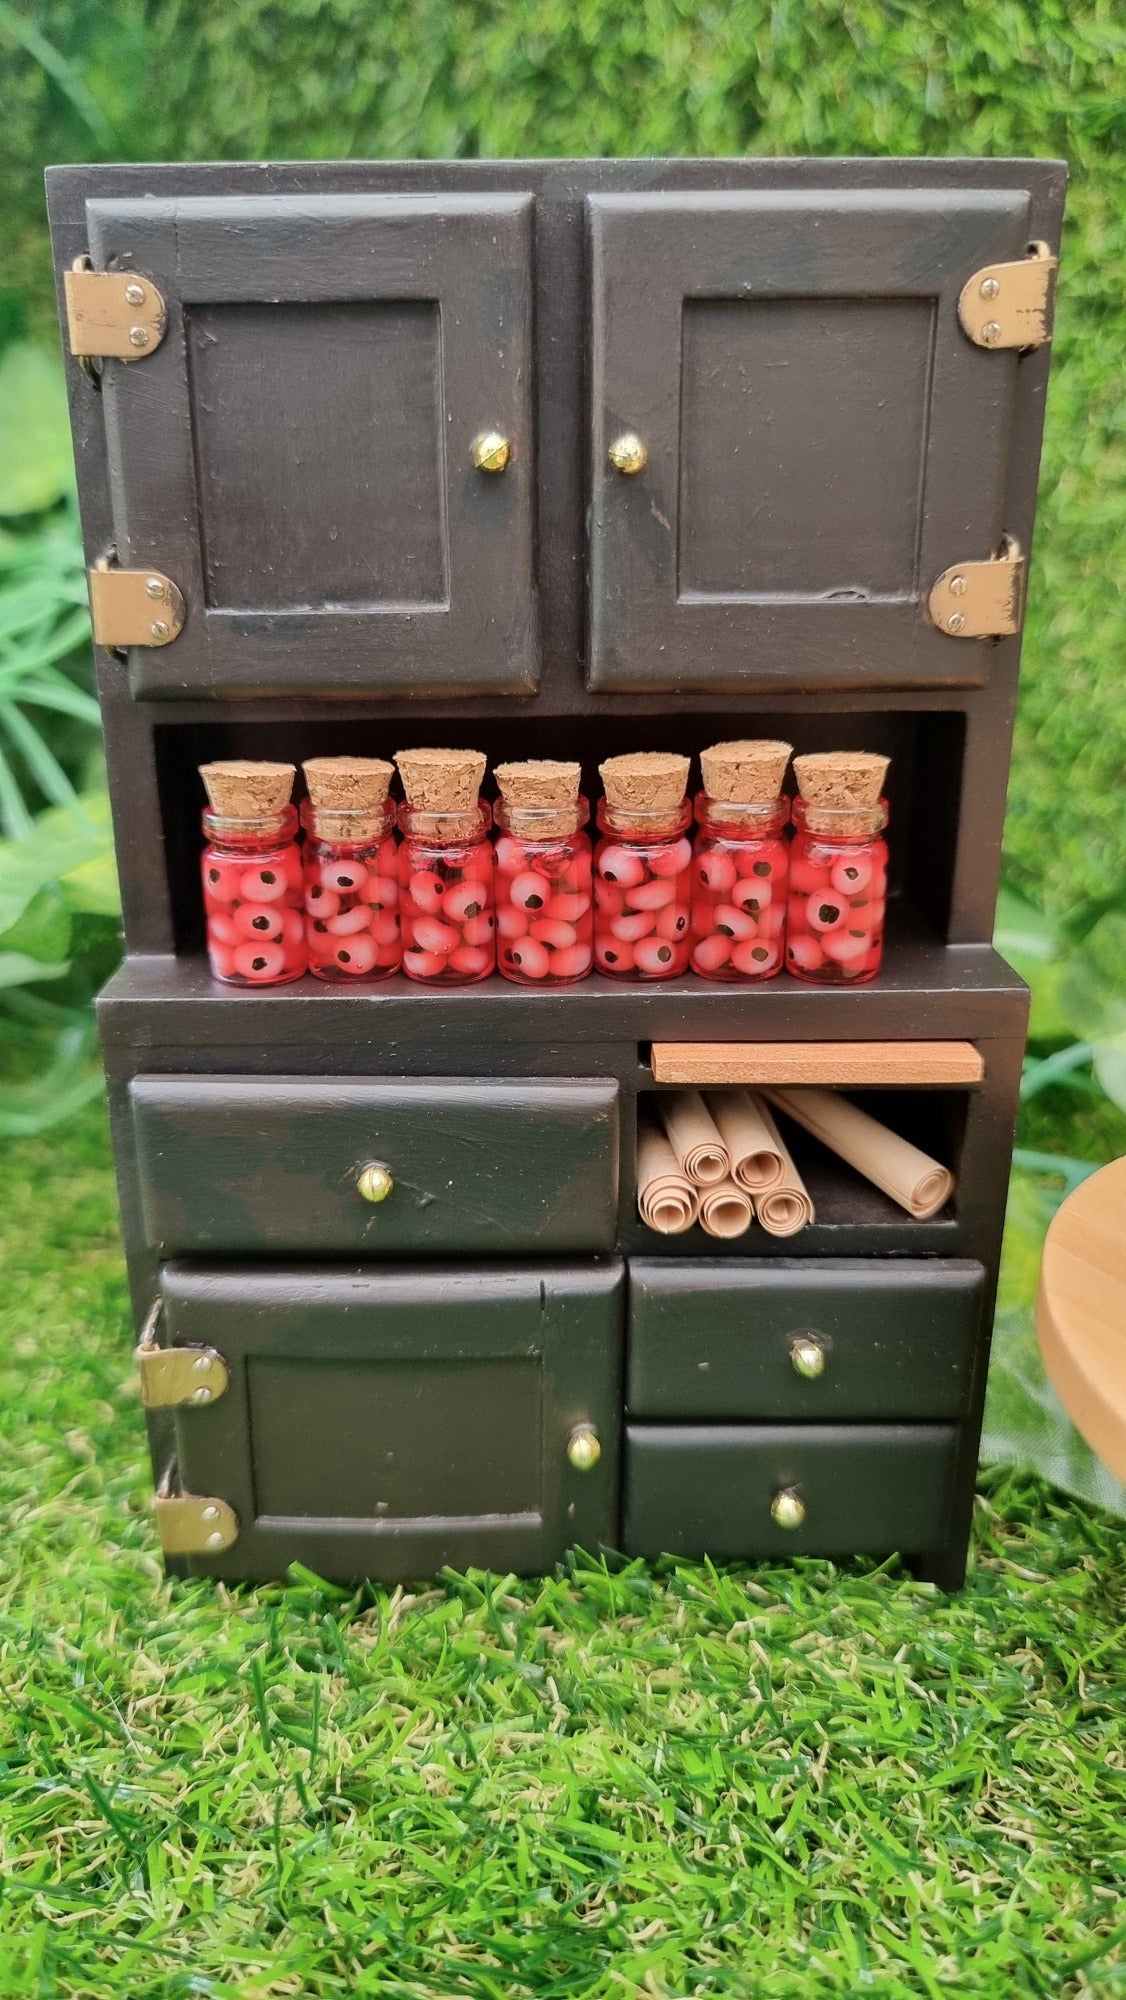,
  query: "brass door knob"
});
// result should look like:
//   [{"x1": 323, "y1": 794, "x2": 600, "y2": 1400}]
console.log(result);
[
  {"x1": 472, "y1": 430, "x2": 511, "y2": 473},
  {"x1": 608, "y1": 431, "x2": 647, "y2": 475},
  {"x1": 789, "y1": 1334, "x2": 827, "y2": 1380},
  {"x1": 356, "y1": 1164, "x2": 394, "y2": 1204},
  {"x1": 566, "y1": 1423, "x2": 601, "y2": 1471},
  {"x1": 770, "y1": 1486, "x2": 806, "y2": 1530}
]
